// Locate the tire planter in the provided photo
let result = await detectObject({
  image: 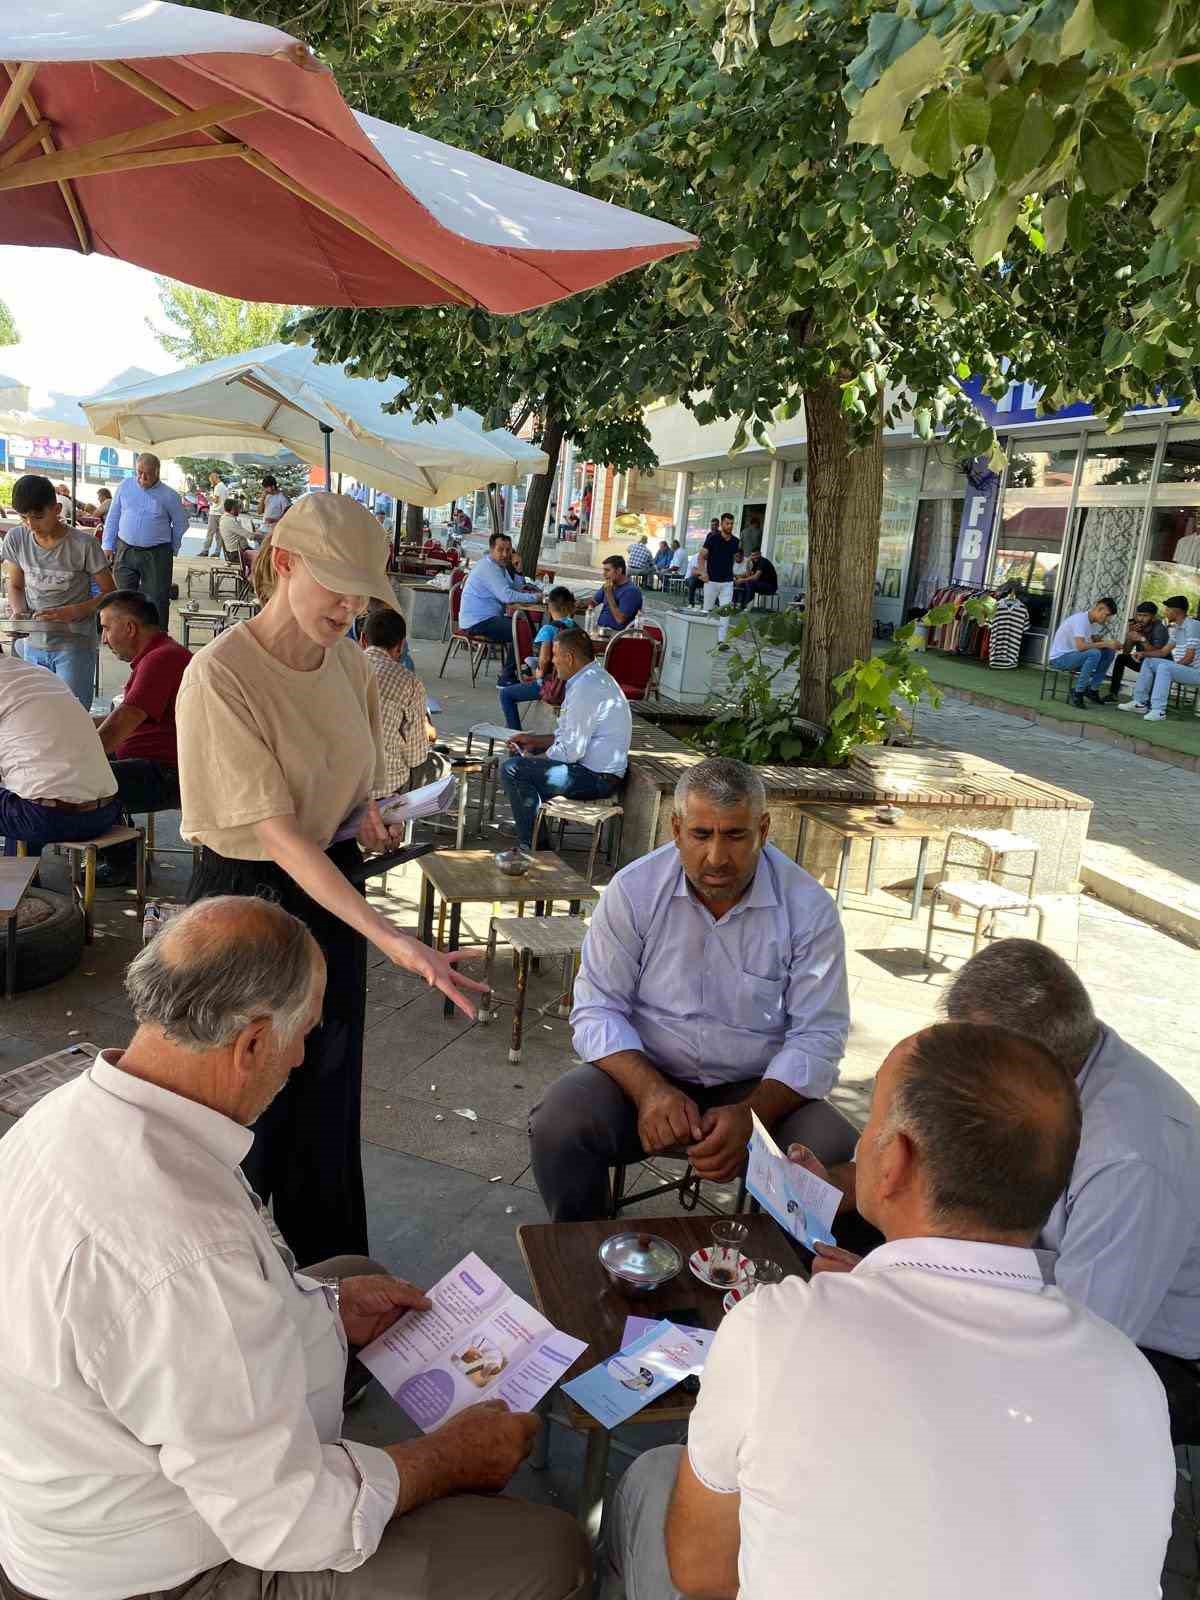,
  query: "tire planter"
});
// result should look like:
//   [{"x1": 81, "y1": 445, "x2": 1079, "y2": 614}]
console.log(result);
[{"x1": 12, "y1": 888, "x2": 85, "y2": 992}]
